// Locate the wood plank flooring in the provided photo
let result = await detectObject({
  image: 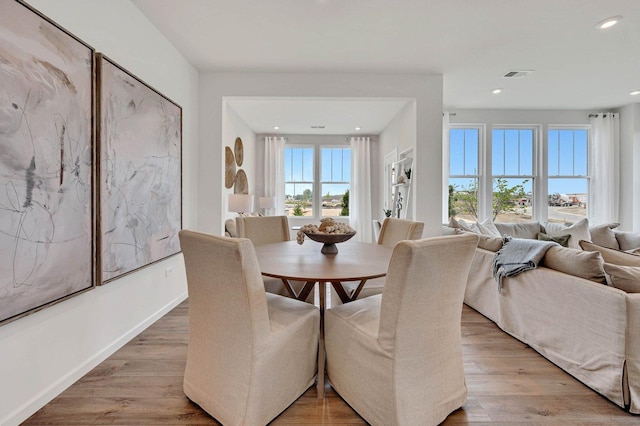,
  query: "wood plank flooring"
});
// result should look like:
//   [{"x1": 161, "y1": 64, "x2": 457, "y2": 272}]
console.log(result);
[{"x1": 24, "y1": 301, "x2": 638, "y2": 425}]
